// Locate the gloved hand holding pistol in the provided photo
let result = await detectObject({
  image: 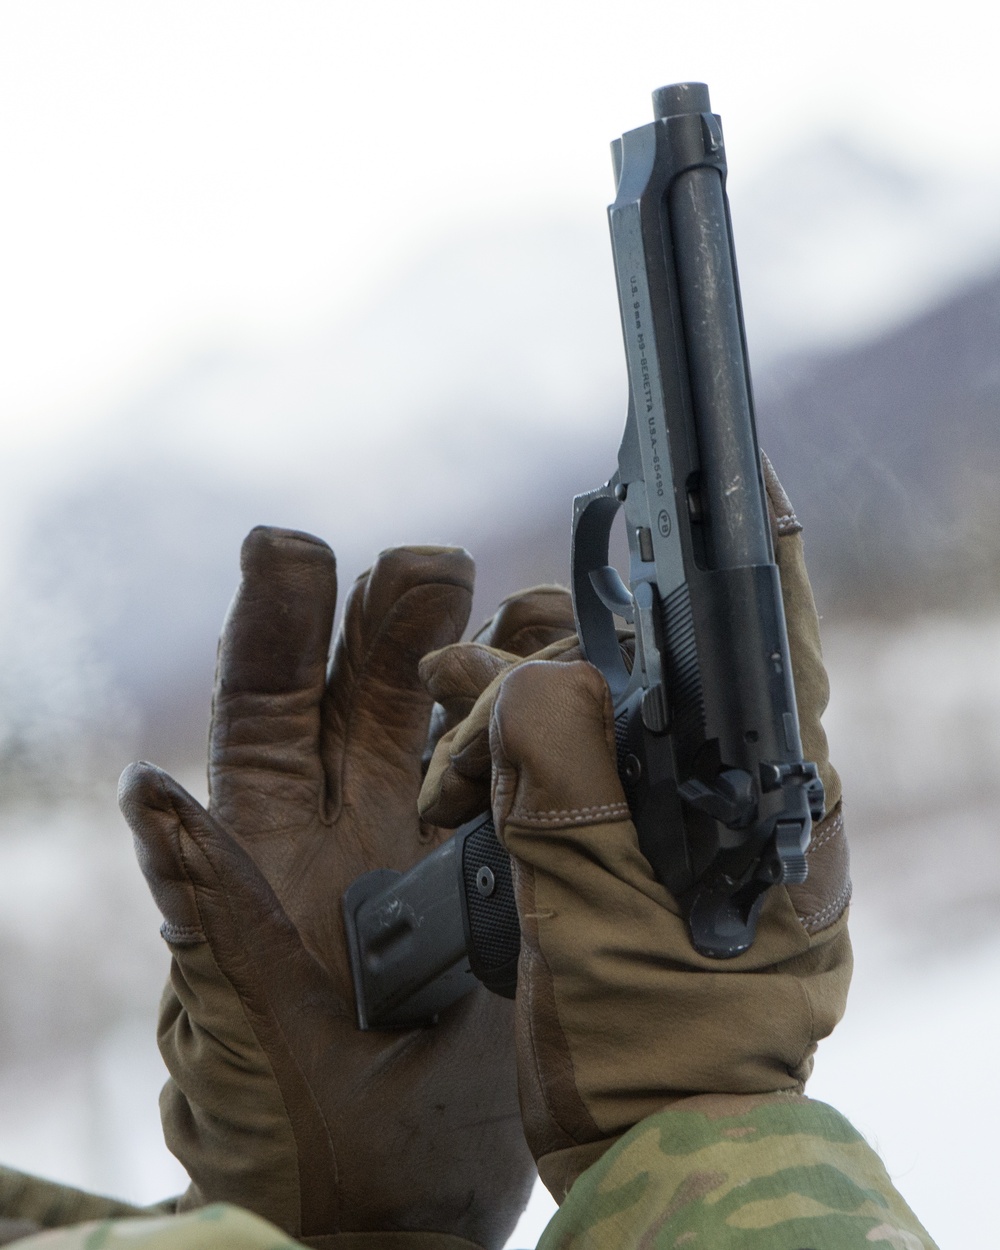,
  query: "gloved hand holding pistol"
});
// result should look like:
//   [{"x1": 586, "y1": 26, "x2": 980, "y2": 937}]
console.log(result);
[{"x1": 418, "y1": 472, "x2": 937, "y2": 1249}]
